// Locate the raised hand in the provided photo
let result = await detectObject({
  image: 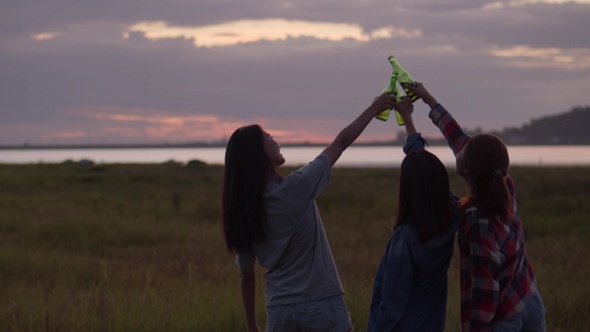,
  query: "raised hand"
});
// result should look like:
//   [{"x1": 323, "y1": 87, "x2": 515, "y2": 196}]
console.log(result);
[{"x1": 403, "y1": 82, "x2": 438, "y2": 108}]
